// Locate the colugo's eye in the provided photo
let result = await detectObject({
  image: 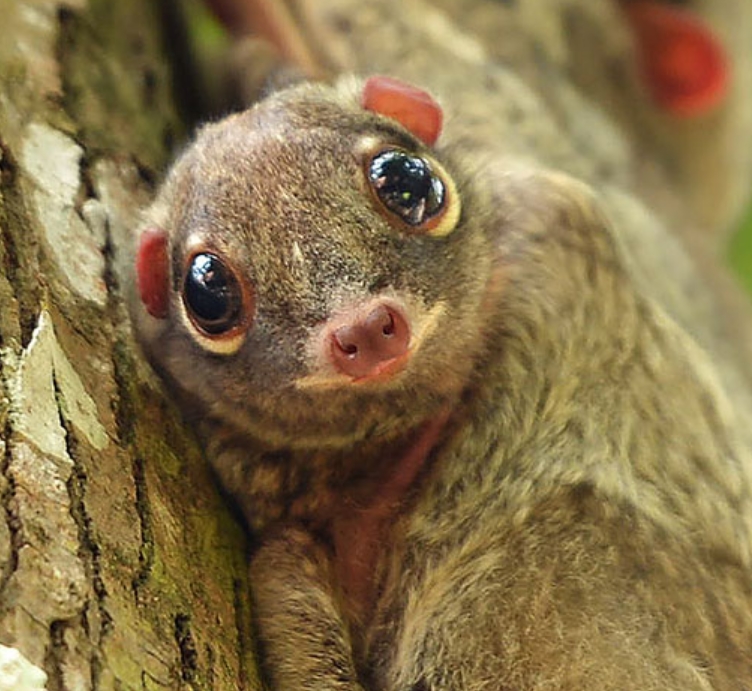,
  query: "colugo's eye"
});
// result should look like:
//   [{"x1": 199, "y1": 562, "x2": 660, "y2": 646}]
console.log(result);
[
  {"x1": 367, "y1": 149, "x2": 460, "y2": 236},
  {"x1": 183, "y1": 252, "x2": 247, "y2": 337}
]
